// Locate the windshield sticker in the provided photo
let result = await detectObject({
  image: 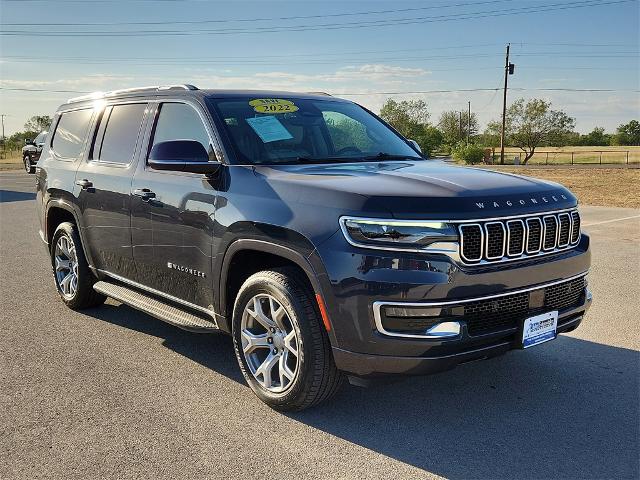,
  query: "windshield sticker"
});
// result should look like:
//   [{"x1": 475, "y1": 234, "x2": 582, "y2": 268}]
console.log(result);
[
  {"x1": 246, "y1": 116, "x2": 294, "y2": 143},
  {"x1": 249, "y1": 98, "x2": 299, "y2": 114}
]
